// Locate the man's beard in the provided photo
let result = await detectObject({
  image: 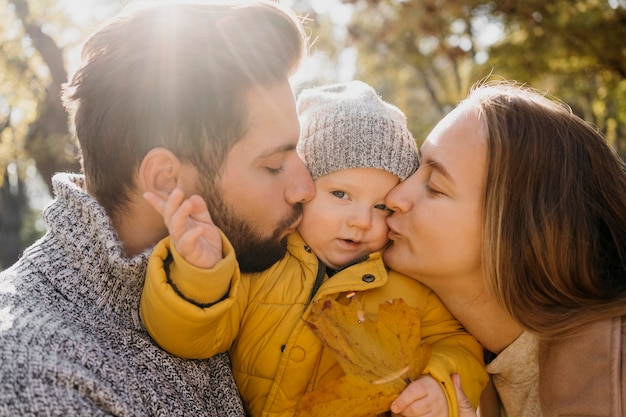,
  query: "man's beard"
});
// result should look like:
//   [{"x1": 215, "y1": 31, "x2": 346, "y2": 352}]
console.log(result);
[{"x1": 197, "y1": 175, "x2": 301, "y2": 273}]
